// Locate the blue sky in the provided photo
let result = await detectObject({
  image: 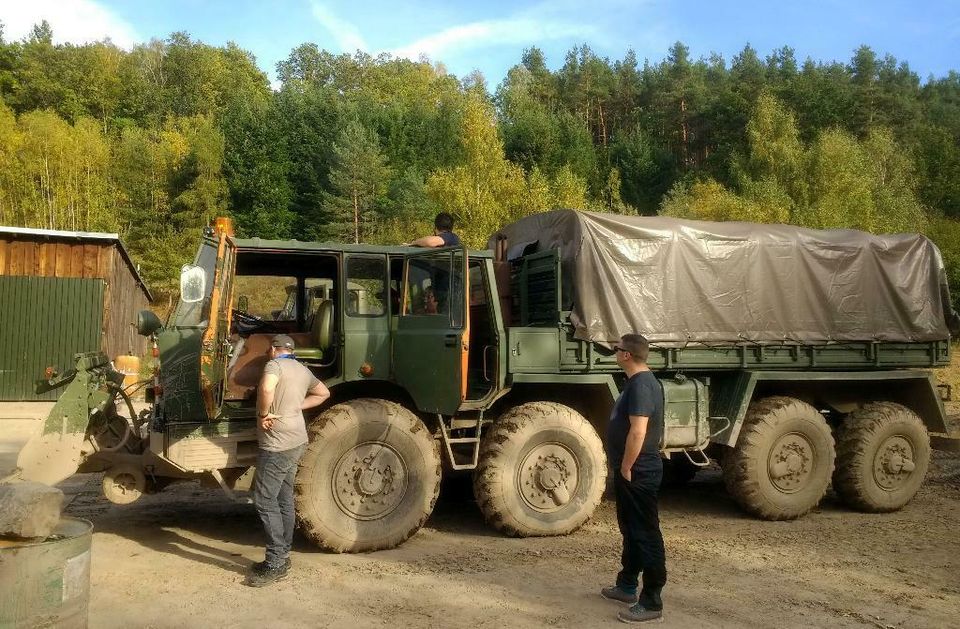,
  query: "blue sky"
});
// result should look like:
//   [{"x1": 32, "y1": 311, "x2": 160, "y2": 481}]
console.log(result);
[{"x1": 1, "y1": 1, "x2": 958, "y2": 87}]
